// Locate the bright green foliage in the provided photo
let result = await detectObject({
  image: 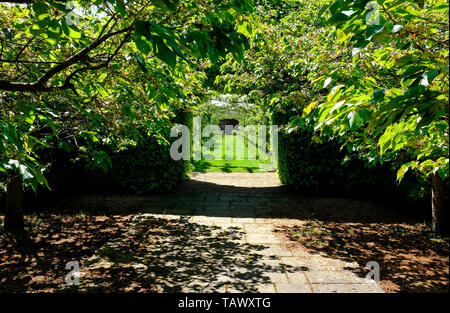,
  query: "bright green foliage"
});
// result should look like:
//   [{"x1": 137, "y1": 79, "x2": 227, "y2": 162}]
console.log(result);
[
  {"x1": 215, "y1": 0, "x2": 324, "y2": 107},
  {"x1": 273, "y1": 105, "x2": 427, "y2": 200},
  {"x1": 198, "y1": 94, "x2": 269, "y2": 127},
  {"x1": 217, "y1": 0, "x2": 448, "y2": 198},
  {"x1": 0, "y1": 95, "x2": 53, "y2": 193},
  {"x1": 192, "y1": 134, "x2": 270, "y2": 173},
  {"x1": 1, "y1": 0, "x2": 448, "y2": 203},
  {"x1": 193, "y1": 93, "x2": 272, "y2": 173},
  {"x1": 307, "y1": 0, "x2": 449, "y2": 182}
]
